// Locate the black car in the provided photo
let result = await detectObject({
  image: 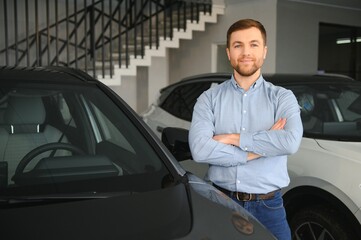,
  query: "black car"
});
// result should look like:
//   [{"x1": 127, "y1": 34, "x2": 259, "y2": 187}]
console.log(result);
[{"x1": 0, "y1": 66, "x2": 275, "y2": 240}]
